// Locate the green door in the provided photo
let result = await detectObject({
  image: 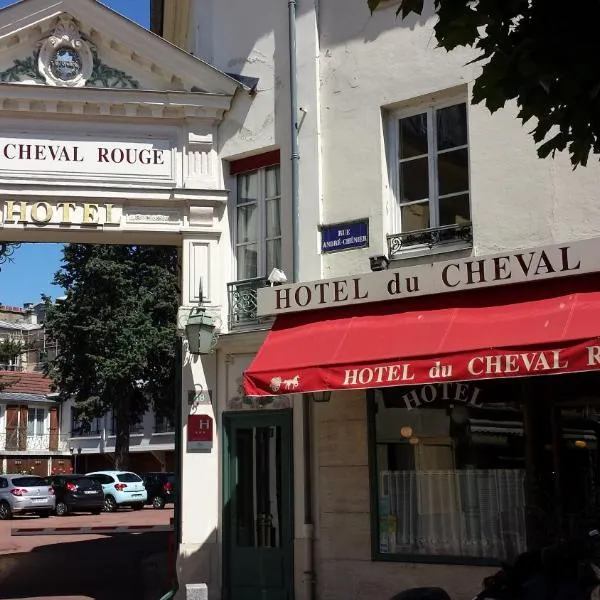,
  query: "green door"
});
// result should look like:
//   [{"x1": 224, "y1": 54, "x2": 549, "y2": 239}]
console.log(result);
[{"x1": 223, "y1": 410, "x2": 294, "y2": 600}]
